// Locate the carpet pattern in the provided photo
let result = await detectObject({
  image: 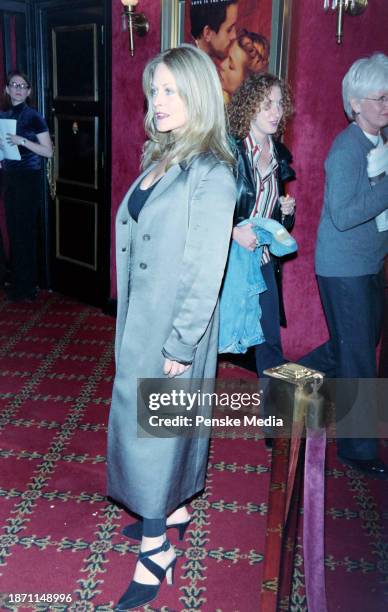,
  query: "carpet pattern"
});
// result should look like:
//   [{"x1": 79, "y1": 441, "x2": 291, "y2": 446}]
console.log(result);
[
  {"x1": 289, "y1": 437, "x2": 388, "y2": 612},
  {"x1": 0, "y1": 291, "x2": 387, "y2": 611}
]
